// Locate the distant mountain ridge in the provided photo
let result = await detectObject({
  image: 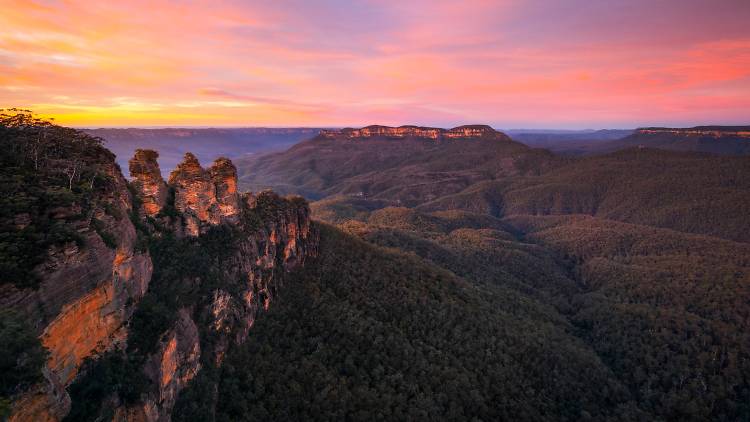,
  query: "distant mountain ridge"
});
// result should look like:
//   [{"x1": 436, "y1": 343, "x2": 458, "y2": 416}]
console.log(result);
[
  {"x1": 320, "y1": 124, "x2": 505, "y2": 140},
  {"x1": 637, "y1": 125, "x2": 750, "y2": 136},
  {"x1": 599, "y1": 125, "x2": 750, "y2": 156},
  {"x1": 238, "y1": 124, "x2": 750, "y2": 242},
  {"x1": 506, "y1": 129, "x2": 634, "y2": 155}
]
